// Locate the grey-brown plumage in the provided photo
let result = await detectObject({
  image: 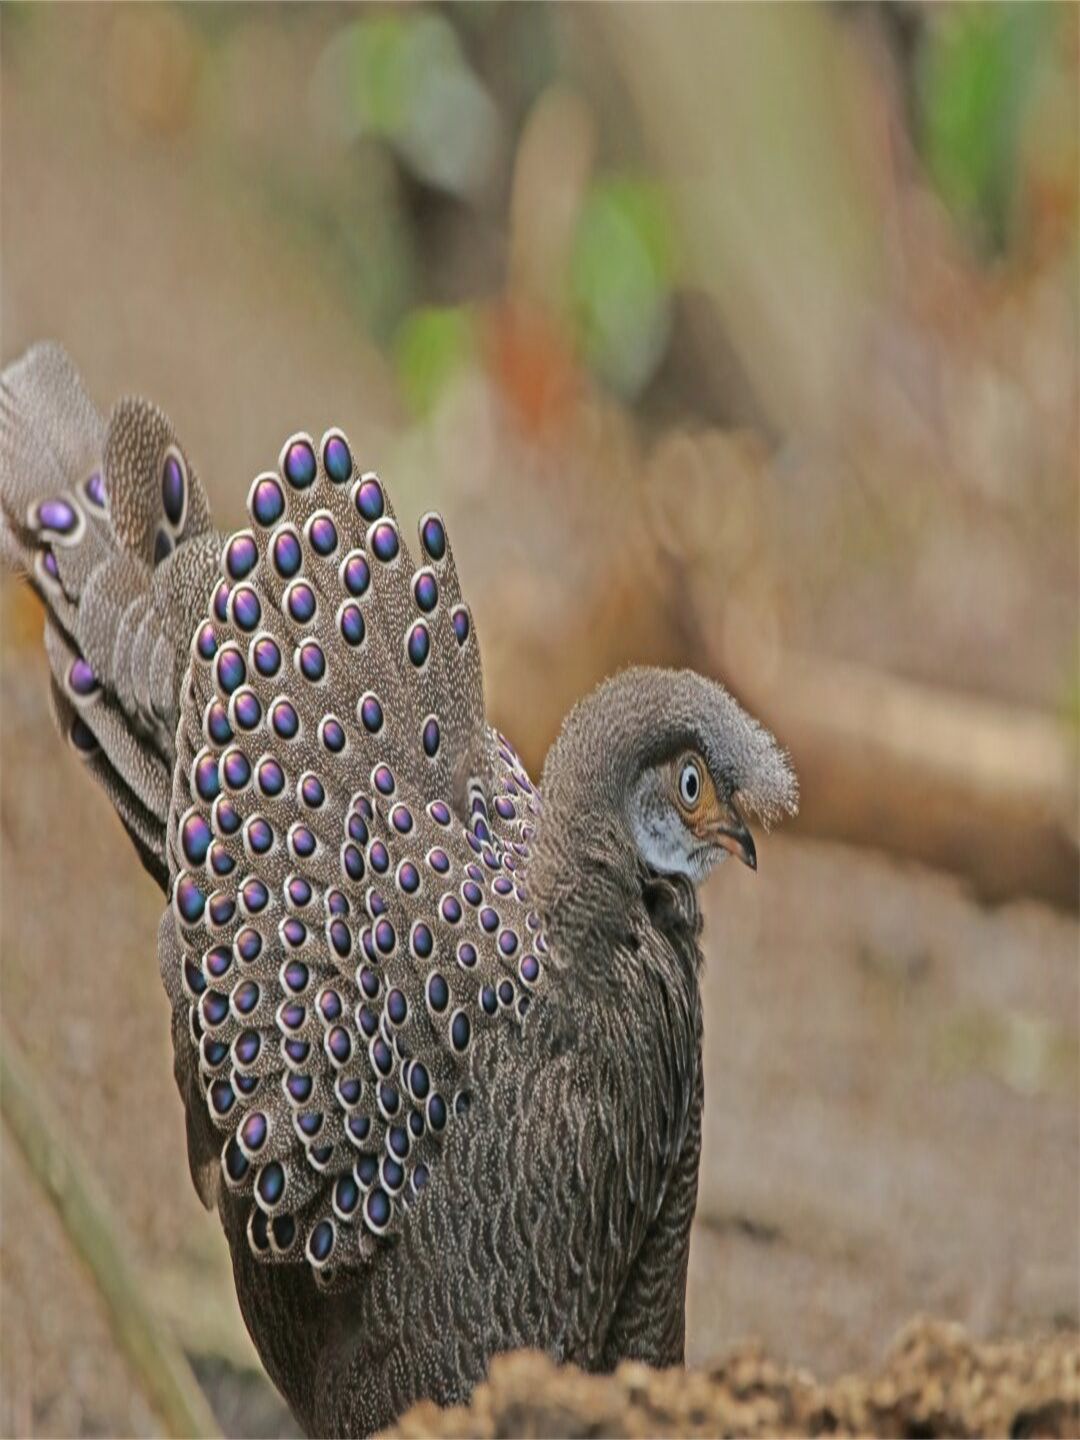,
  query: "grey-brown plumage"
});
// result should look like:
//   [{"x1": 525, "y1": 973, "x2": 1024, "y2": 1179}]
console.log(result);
[{"x1": 1, "y1": 342, "x2": 798, "y2": 1437}]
